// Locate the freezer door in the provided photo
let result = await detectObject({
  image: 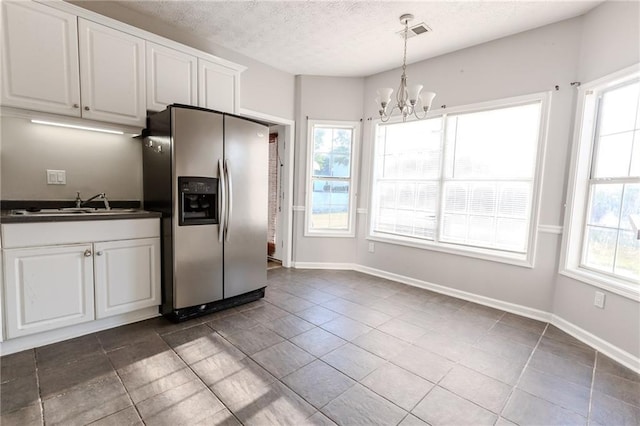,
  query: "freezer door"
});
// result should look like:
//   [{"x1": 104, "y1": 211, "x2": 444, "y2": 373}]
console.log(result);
[
  {"x1": 224, "y1": 115, "x2": 268, "y2": 298},
  {"x1": 172, "y1": 107, "x2": 224, "y2": 308}
]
